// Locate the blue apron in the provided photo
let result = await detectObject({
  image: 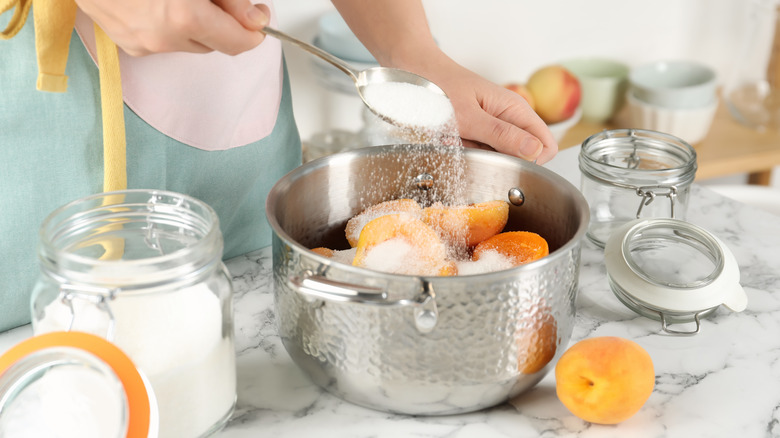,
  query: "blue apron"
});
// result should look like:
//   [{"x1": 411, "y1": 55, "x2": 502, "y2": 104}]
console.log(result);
[{"x1": 0, "y1": 10, "x2": 302, "y2": 331}]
